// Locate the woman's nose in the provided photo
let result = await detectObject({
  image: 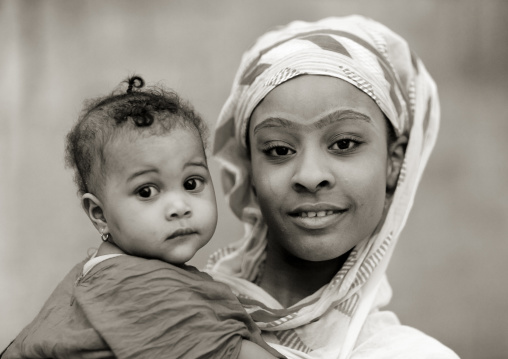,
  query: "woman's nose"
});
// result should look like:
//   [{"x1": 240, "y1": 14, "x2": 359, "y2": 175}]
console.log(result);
[
  {"x1": 291, "y1": 149, "x2": 335, "y2": 193},
  {"x1": 165, "y1": 197, "x2": 192, "y2": 220}
]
